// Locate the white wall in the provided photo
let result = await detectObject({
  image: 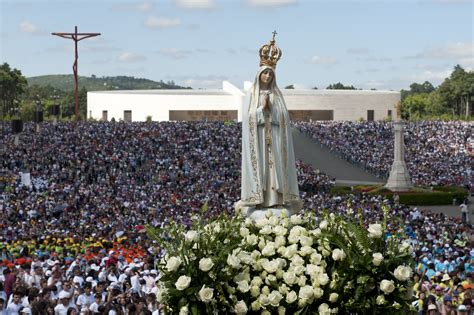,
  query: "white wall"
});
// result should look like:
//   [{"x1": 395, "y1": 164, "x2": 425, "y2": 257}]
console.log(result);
[{"x1": 88, "y1": 84, "x2": 400, "y2": 122}]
